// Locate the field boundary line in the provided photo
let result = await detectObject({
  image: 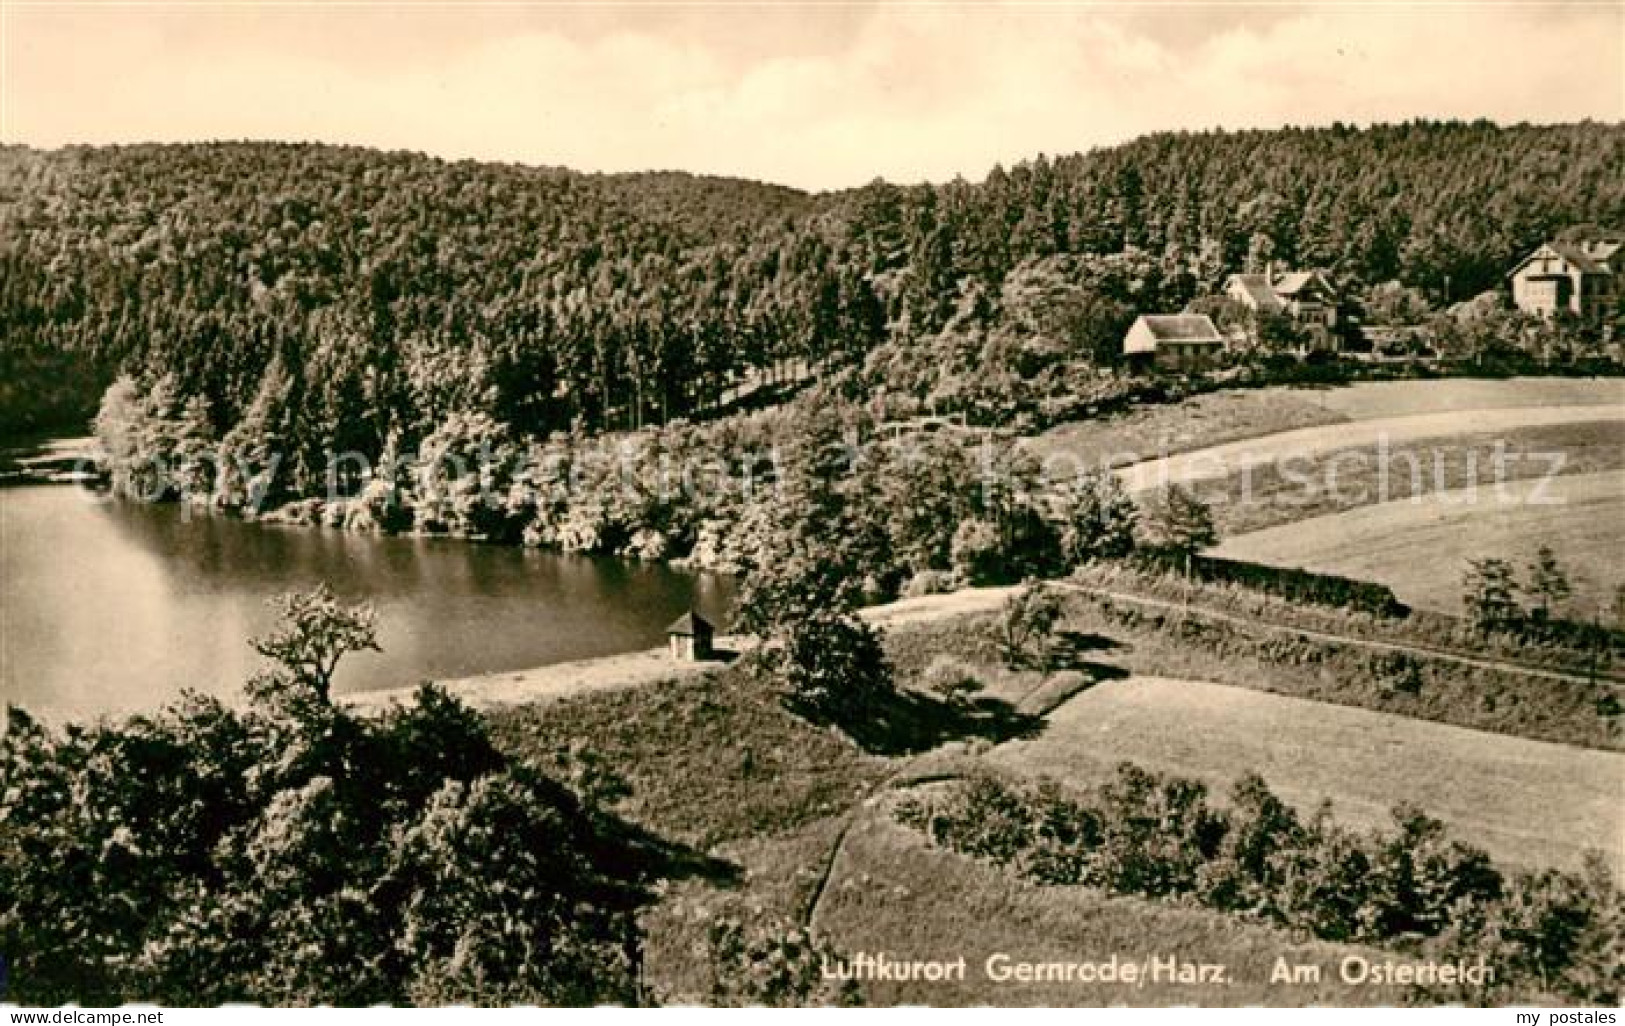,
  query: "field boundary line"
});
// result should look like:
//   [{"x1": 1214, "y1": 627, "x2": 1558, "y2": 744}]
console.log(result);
[{"x1": 1051, "y1": 582, "x2": 1625, "y2": 692}]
